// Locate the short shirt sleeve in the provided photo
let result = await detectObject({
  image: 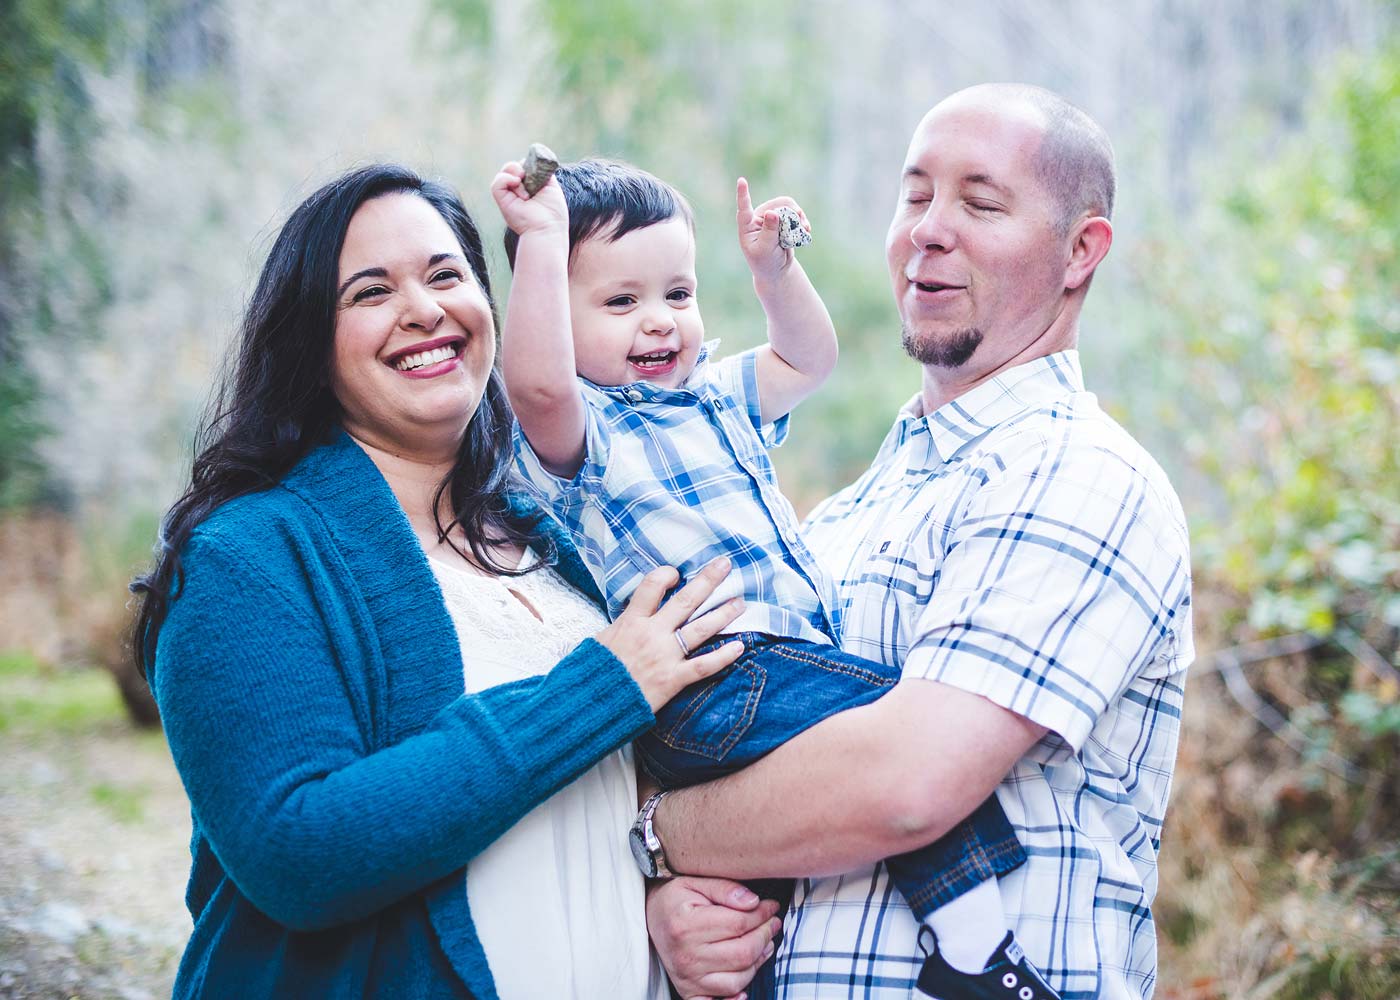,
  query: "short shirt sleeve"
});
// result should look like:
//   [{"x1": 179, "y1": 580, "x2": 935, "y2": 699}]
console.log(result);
[
  {"x1": 700, "y1": 347, "x2": 790, "y2": 449},
  {"x1": 511, "y1": 395, "x2": 612, "y2": 514},
  {"x1": 902, "y1": 432, "x2": 1192, "y2": 760}
]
